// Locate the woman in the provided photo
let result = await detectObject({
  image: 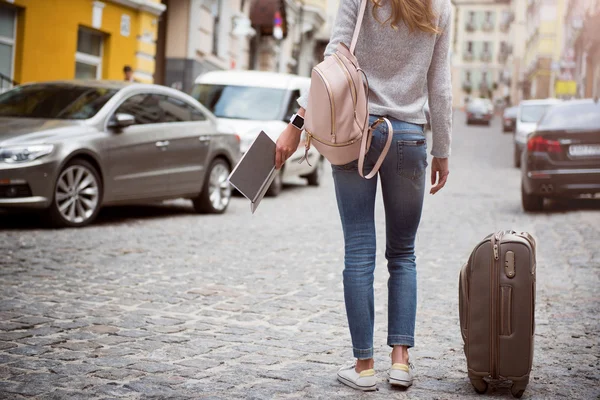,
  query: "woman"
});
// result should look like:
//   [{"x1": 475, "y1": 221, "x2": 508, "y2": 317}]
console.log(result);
[{"x1": 276, "y1": 0, "x2": 452, "y2": 391}]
